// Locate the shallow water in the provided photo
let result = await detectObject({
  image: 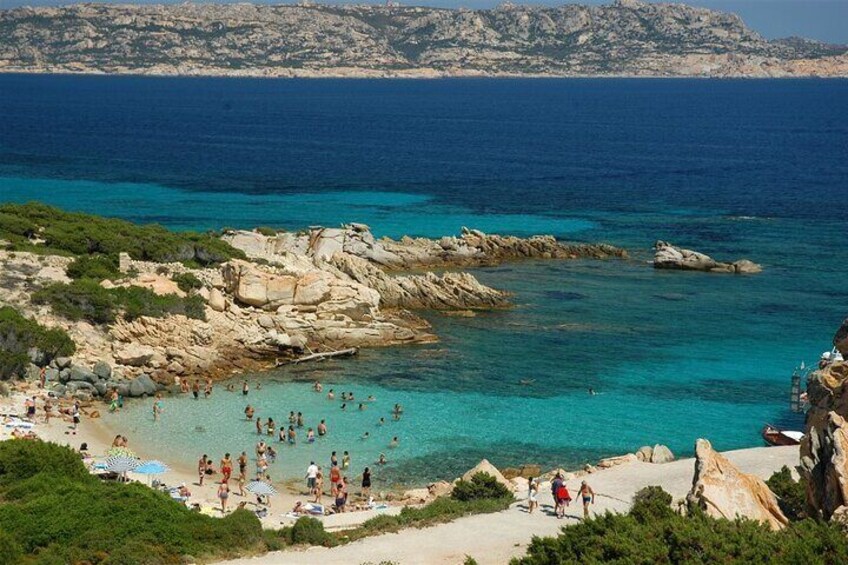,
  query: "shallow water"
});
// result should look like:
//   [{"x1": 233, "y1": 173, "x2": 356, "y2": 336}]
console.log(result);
[{"x1": 3, "y1": 75, "x2": 846, "y2": 484}]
